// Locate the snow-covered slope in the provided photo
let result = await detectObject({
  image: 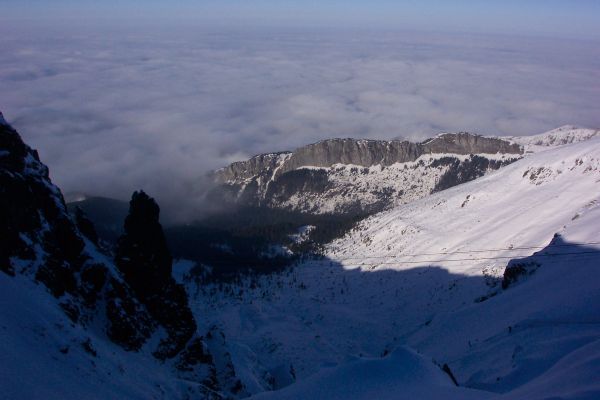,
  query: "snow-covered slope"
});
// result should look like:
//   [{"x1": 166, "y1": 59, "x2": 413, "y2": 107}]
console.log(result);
[
  {"x1": 507, "y1": 125, "x2": 600, "y2": 153},
  {"x1": 257, "y1": 153, "x2": 517, "y2": 214},
  {"x1": 0, "y1": 117, "x2": 236, "y2": 399},
  {"x1": 209, "y1": 126, "x2": 598, "y2": 217},
  {"x1": 323, "y1": 137, "x2": 600, "y2": 395},
  {"x1": 4, "y1": 113, "x2": 599, "y2": 399},
  {"x1": 238, "y1": 206, "x2": 600, "y2": 400},
  {"x1": 210, "y1": 133, "x2": 522, "y2": 214},
  {"x1": 0, "y1": 272, "x2": 199, "y2": 400},
  {"x1": 251, "y1": 347, "x2": 494, "y2": 400},
  {"x1": 186, "y1": 137, "x2": 600, "y2": 399},
  {"x1": 328, "y1": 136, "x2": 600, "y2": 277},
  {"x1": 412, "y1": 207, "x2": 600, "y2": 399}
]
